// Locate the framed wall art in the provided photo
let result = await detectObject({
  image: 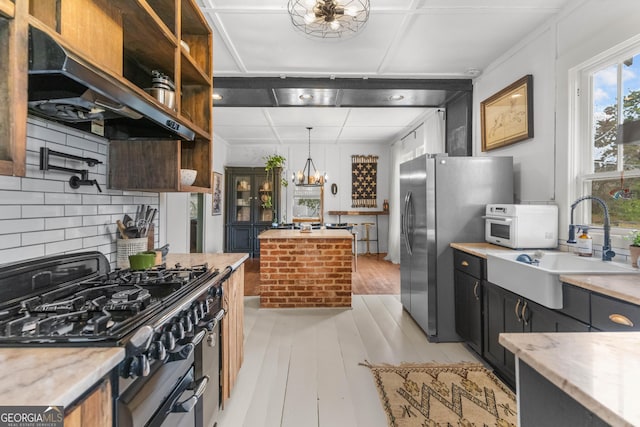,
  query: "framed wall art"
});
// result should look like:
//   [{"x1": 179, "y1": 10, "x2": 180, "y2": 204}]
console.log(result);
[
  {"x1": 480, "y1": 75, "x2": 533, "y2": 151},
  {"x1": 212, "y1": 171, "x2": 222, "y2": 215}
]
